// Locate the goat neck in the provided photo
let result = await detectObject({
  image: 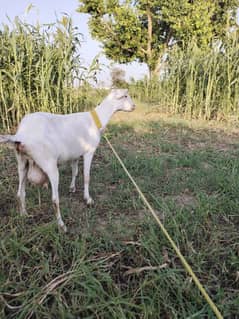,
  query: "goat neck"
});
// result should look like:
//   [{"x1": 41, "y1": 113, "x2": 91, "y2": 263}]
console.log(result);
[{"x1": 95, "y1": 101, "x2": 117, "y2": 130}]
